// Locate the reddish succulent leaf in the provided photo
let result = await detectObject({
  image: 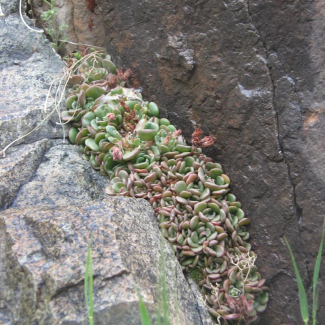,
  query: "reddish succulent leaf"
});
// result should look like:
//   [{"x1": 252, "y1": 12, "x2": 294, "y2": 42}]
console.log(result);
[{"x1": 191, "y1": 128, "x2": 215, "y2": 148}]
